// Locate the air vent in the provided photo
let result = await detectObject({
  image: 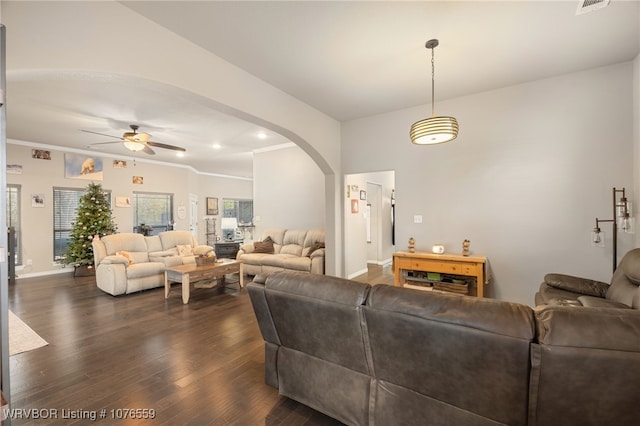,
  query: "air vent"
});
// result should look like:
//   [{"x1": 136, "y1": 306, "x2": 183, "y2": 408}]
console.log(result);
[{"x1": 576, "y1": 0, "x2": 611, "y2": 15}]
